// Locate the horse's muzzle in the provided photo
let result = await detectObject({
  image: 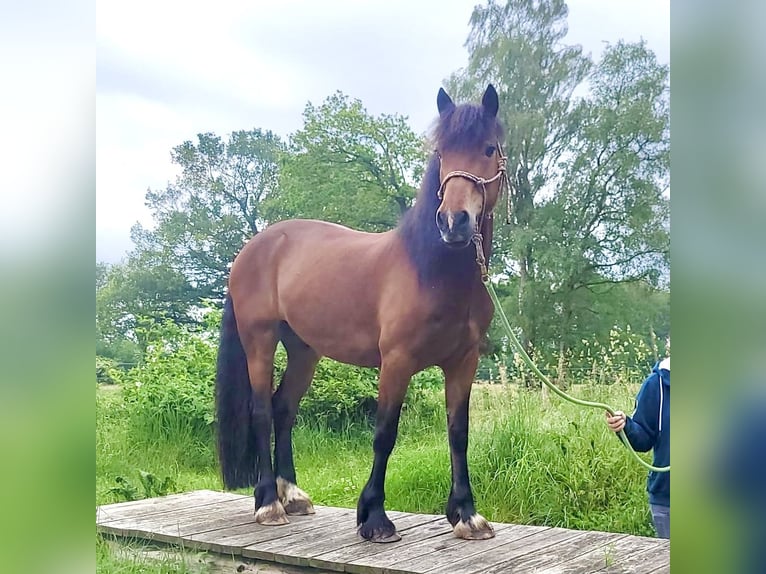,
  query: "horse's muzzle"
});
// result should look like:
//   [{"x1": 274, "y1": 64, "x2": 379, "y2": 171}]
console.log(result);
[{"x1": 436, "y1": 210, "x2": 473, "y2": 247}]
